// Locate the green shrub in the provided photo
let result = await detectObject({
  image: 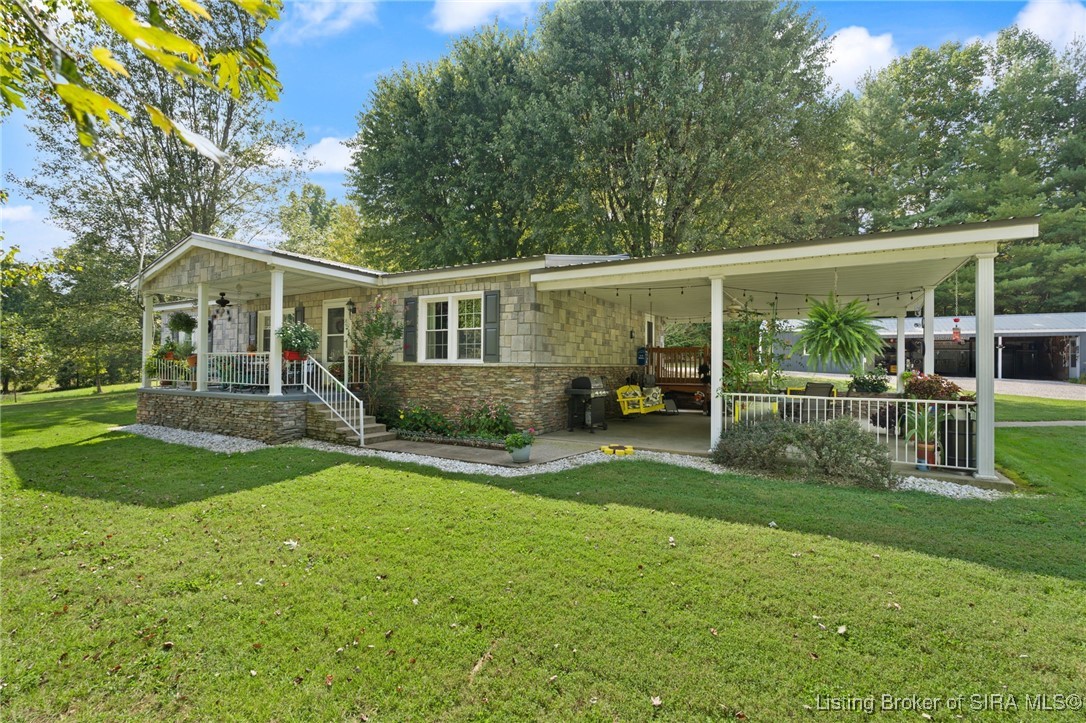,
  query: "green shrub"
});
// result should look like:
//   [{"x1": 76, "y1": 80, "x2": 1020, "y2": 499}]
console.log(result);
[
  {"x1": 396, "y1": 405, "x2": 453, "y2": 436},
  {"x1": 710, "y1": 419, "x2": 797, "y2": 474},
  {"x1": 454, "y1": 401, "x2": 516, "y2": 438},
  {"x1": 849, "y1": 371, "x2": 891, "y2": 394},
  {"x1": 795, "y1": 418, "x2": 893, "y2": 489}
]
